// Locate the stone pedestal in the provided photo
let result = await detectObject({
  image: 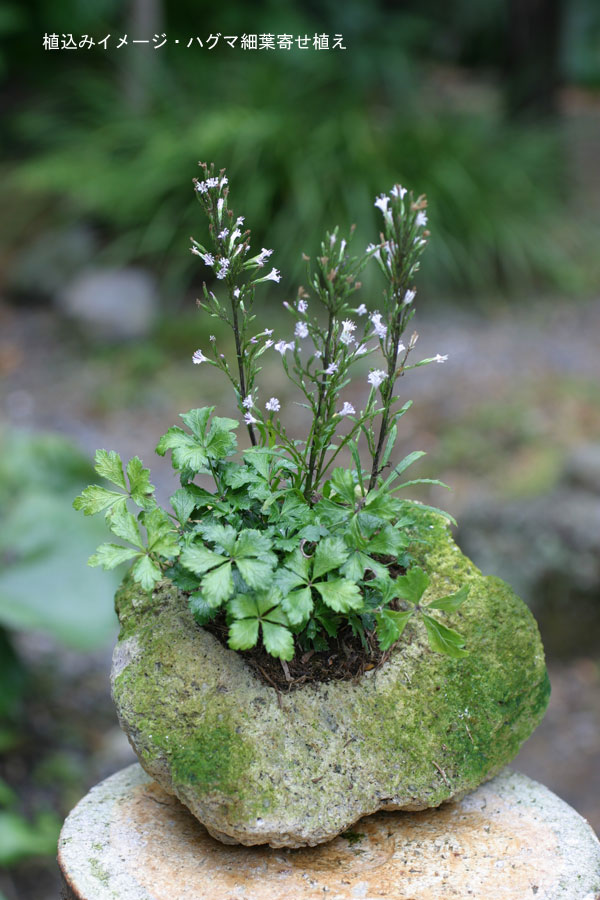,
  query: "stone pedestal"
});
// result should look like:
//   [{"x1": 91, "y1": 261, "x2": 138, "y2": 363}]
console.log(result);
[{"x1": 58, "y1": 764, "x2": 600, "y2": 900}]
